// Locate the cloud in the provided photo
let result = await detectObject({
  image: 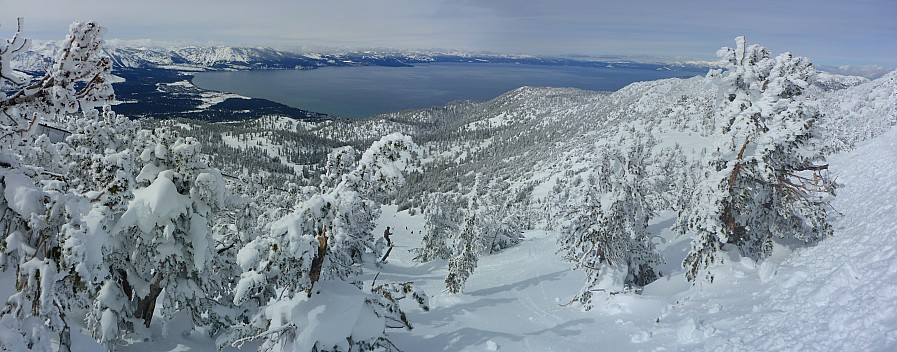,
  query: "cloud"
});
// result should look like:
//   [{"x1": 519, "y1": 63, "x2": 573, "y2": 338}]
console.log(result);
[
  {"x1": 3, "y1": 0, "x2": 895, "y2": 66},
  {"x1": 818, "y1": 65, "x2": 896, "y2": 79}
]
